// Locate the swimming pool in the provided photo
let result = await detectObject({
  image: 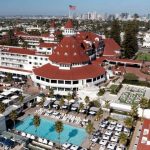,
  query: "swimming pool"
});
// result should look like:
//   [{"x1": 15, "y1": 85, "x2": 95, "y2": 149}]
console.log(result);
[{"x1": 16, "y1": 115, "x2": 87, "y2": 146}]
